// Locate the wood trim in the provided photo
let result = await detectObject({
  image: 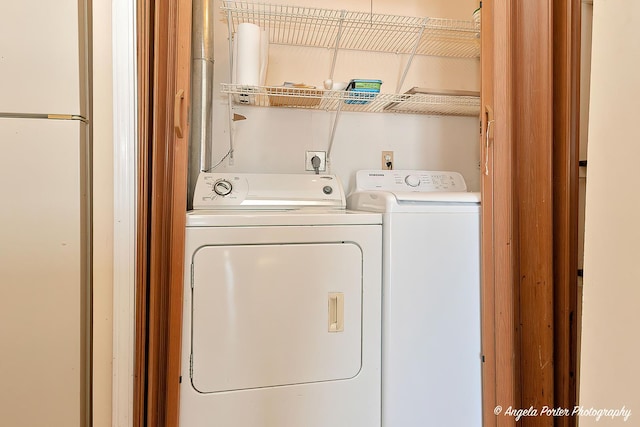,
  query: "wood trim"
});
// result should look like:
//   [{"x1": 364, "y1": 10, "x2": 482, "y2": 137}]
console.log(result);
[
  {"x1": 513, "y1": 3, "x2": 555, "y2": 422},
  {"x1": 134, "y1": 0, "x2": 152, "y2": 424},
  {"x1": 552, "y1": 1, "x2": 581, "y2": 425}
]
